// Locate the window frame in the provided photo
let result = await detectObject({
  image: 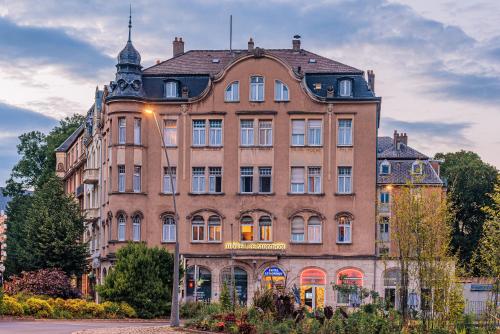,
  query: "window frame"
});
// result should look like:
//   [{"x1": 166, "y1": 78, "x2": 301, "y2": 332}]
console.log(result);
[
  {"x1": 163, "y1": 166, "x2": 177, "y2": 194},
  {"x1": 412, "y1": 160, "x2": 423, "y2": 175},
  {"x1": 291, "y1": 216, "x2": 305, "y2": 242},
  {"x1": 258, "y1": 120, "x2": 273, "y2": 146},
  {"x1": 380, "y1": 160, "x2": 391, "y2": 175},
  {"x1": 132, "y1": 215, "x2": 141, "y2": 241},
  {"x1": 291, "y1": 119, "x2": 305, "y2": 146},
  {"x1": 307, "y1": 167, "x2": 322, "y2": 194},
  {"x1": 118, "y1": 117, "x2": 126, "y2": 144},
  {"x1": 240, "y1": 167, "x2": 254, "y2": 193},
  {"x1": 209, "y1": 119, "x2": 223, "y2": 147},
  {"x1": 191, "y1": 216, "x2": 205, "y2": 242},
  {"x1": 250, "y1": 76, "x2": 265, "y2": 102},
  {"x1": 192, "y1": 120, "x2": 207, "y2": 146},
  {"x1": 337, "y1": 119, "x2": 353, "y2": 146},
  {"x1": 117, "y1": 215, "x2": 126, "y2": 241},
  {"x1": 133, "y1": 165, "x2": 141, "y2": 193},
  {"x1": 162, "y1": 215, "x2": 176, "y2": 243},
  {"x1": 307, "y1": 120, "x2": 322, "y2": 146},
  {"x1": 259, "y1": 216, "x2": 272, "y2": 242},
  {"x1": 225, "y1": 81, "x2": 240, "y2": 102},
  {"x1": 307, "y1": 216, "x2": 322, "y2": 243},
  {"x1": 291, "y1": 167, "x2": 305, "y2": 194},
  {"x1": 208, "y1": 167, "x2": 223, "y2": 193},
  {"x1": 118, "y1": 165, "x2": 126, "y2": 193},
  {"x1": 163, "y1": 119, "x2": 177, "y2": 147},
  {"x1": 380, "y1": 192, "x2": 390, "y2": 204},
  {"x1": 165, "y1": 81, "x2": 179, "y2": 98},
  {"x1": 337, "y1": 216, "x2": 352, "y2": 244},
  {"x1": 240, "y1": 216, "x2": 254, "y2": 242},
  {"x1": 338, "y1": 79, "x2": 353, "y2": 97},
  {"x1": 133, "y1": 117, "x2": 141, "y2": 145},
  {"x1": 240, "y1": 119, "x2": 255, "y2": 146},
  {"x1": 274, "y1": 80, "x2": 289, "y2": 101},
  {"x1": 208, "y1": 215, "x2": 222, "y2": 242},
  {"x1": 258, "y1": 167, "x2": 272, "y2": 193},
  {"x1": 192, "y1": 167, "x2": 206, "y2": 193},
  {"x1": 337, "y1": 166, "x2": 353, "y2": 194}
]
